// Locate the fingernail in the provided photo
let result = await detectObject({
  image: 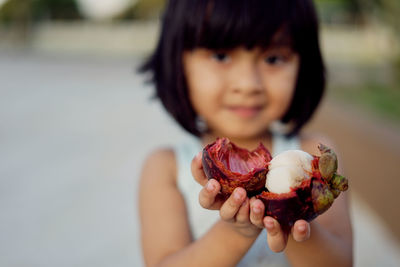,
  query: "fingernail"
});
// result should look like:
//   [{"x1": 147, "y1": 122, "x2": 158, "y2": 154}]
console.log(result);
[
  {"x1": 234, "y1": 192, "x2": 241, "y2": 201},
  {"x1": 298, "y1": 224, "x2": 306, "y2": 232},
  {"x1": 265, "y1": 218, "x2": 274, "y2": 230},
  {"x1": 252, "y1": 206, "x2": 261, "y2": 214},
  {"x1": 234, "y1": 189, "x2": 243, "y2": 201},
  {"x1": 206, "y1": 181, "x2": 214, "y2": 192}
]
